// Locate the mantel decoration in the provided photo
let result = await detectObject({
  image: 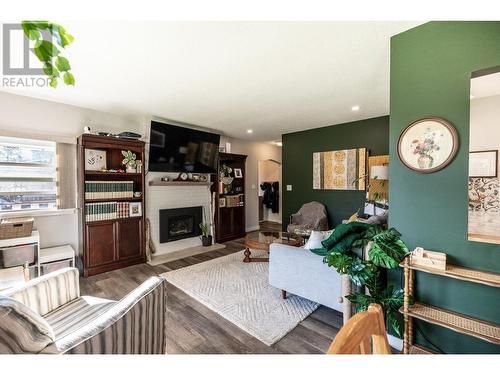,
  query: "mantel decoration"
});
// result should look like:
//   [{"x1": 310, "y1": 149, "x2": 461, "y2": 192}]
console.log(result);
[{"x1": 397, "y1": 117, "x2": 459, "y2": 173}]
